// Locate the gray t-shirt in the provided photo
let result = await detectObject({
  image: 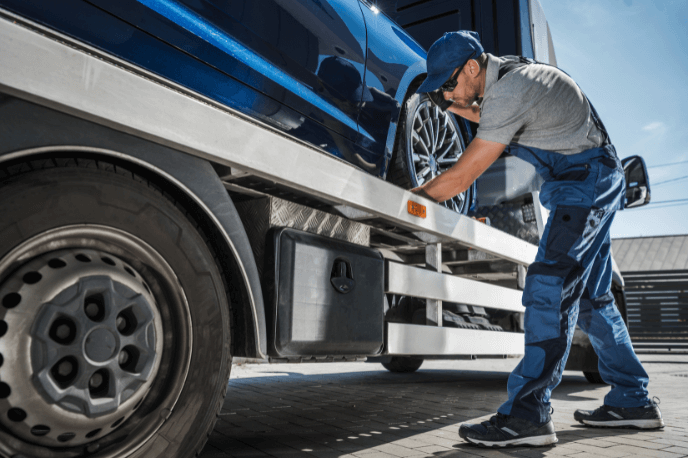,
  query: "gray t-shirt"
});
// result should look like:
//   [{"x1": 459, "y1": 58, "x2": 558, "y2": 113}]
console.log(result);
[{"x1": 476, "y1": 54, "x2": 605, "y2": 155}]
